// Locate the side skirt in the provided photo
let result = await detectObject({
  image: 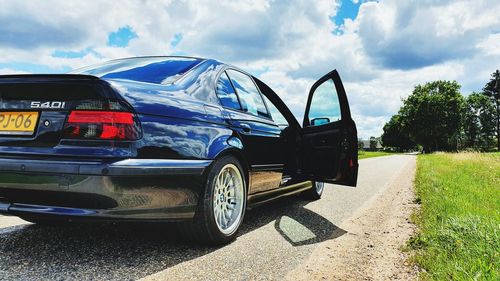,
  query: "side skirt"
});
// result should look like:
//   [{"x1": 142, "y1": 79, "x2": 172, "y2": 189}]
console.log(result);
[{"x1": 246, "y1": 180, "x2": 313, "y2": 209}]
